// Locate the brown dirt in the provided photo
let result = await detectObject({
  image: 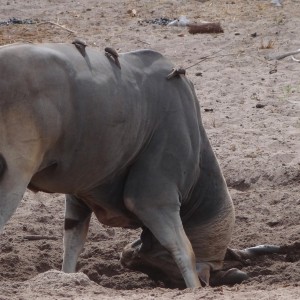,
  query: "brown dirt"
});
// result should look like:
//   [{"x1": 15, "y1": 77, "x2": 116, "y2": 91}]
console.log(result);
[{"x1": 0, "y1": 0, "x2": 299, "y2": 299}]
